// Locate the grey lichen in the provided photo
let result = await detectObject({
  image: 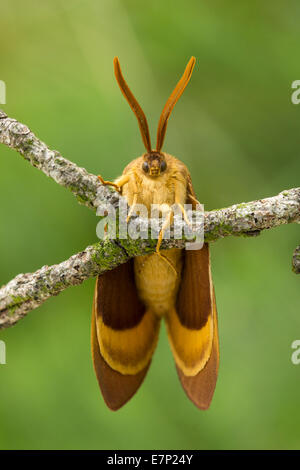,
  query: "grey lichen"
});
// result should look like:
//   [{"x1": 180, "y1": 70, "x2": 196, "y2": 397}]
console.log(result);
[{"x1": 204, "y1": 189, "x2": 300, "y2": 241}]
